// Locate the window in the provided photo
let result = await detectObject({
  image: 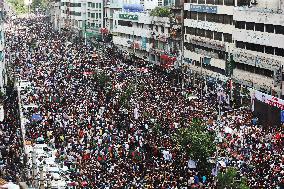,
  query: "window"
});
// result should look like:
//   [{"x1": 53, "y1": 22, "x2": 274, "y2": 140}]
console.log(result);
[
  {"x1": 196, "y1": 29, "x2": 205, "y2": 37},
  {"x1": 161, "y1": 26, "x2": 164, "y2": 33},
  {"x1": 238, "y1": 0, "x2": 250, "y2": 6},
  {"x1": 236, "y1": 41, "x2": 246, "y2": 49},
  {"x1": 190, "y1": 12, "x2": 197, "y2": 20},
  {"x1": 275, "y1": 48, "x2": 284, "y2": 57},
  {"x1": 265, "y1": 24, "x2": 274, "y2": 33},
  {"x1": 275, "y1": 25, "x2": 284, "y2": 35},
  {"x1": 206, "y1": 13, "x2": 215, "y2": 22},
  {"x1": 215, "y1": 0, "x2": 223, "y2": 5},
  {"x1": 218, "y1": 14, "x2": 224, "y2": 23},
  {"x1": 246, "y1": 22, "x2": 254, "y2": 30},
  {"x1": 205, "y1": 30, "x2": 214, "y2": 39},
  {"x1": 191, "y1": 0, "x2": 197, "y2": 3},
  {"x1": 88, "y1": 12, "x2": 90, "y2": 17},
  {"x1": 206, "y1": 0, "x2": 215, "y2": 4},
  {"x1": 246, "y1": 43, "x2": 264, "y2": 53},
  {"x1": 224, "y1": 0, "x2": 234, "y2": 6},
  {"x1": 265, "y1": 46, "x2": 274, "y2": 55},
  {"x1": 198, "y1": 13, "x2": 206, "y2": 21},
  {"x1": 236, "y1": 21, "x2": 245, "y2": 29},
  {"x1": 214, "y1": 32, "x2": 222, "y2": 41},
  {"x1": 223, "y1": 33, "x2": 232, "y2": 43},
  {"x1": 198, "y1": 0, "x2": 205, "y2": 4},
  {"x1": 255, "y1": 23, "x2": 264, "y2": 32},
  {"x1": 188, "y1": 27, "x2": 196, "y2": 35},
  {"x1": 223, "y1": 15, "x2": 232, "y2": 25}
]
